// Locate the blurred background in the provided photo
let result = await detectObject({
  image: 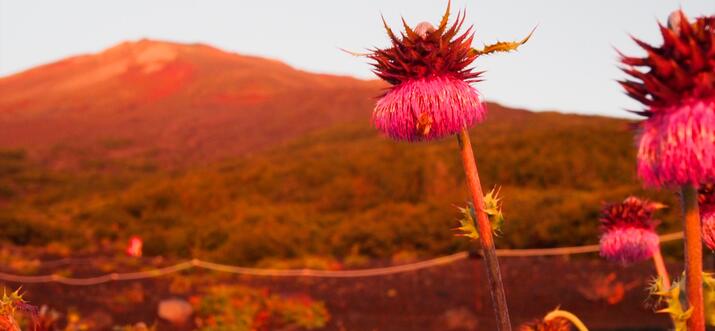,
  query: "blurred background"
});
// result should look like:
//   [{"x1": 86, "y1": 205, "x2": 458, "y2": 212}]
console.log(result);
[{"x1": 0, "y1": 1, "x2": 713, "y2": 330}]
